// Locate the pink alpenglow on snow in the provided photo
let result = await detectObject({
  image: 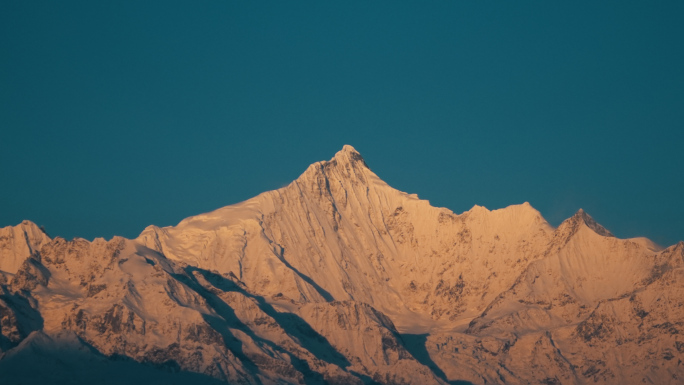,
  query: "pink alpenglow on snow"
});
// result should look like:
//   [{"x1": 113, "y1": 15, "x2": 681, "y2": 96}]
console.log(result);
[{"x1": 1, "y1": 146, "x2": 682, "y2": 384}]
